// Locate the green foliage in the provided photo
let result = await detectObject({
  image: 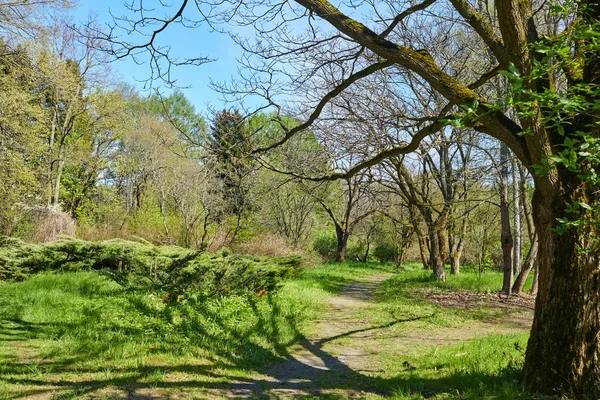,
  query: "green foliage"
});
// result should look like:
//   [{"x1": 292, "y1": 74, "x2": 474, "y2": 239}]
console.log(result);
[
  {"x1": 165, "y1": 251, "x2": 303, "y2": 295},
  {"x1": 0, "y1": 237, "x2": 303, "y2": 296},
  {"x1": 373, "y1": 242, "x2": 399, "y2": 263},
  {"x1": 499, "y1": 6, "x2": 600, "y2": 247},
  {"x1": 208, "y1": 109, "x2": 255, "y2": 218},
  {"x1": 312, "y1": 230, "x2": 337, "y2": 259}
]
